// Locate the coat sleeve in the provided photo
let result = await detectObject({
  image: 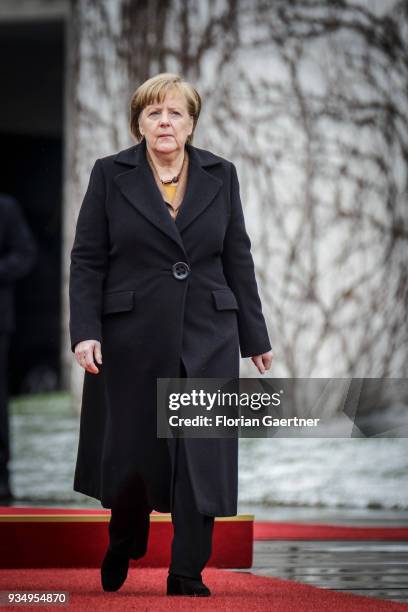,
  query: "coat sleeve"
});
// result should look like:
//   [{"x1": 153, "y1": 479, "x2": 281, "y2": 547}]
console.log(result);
[
  {"x1": 69, "y1": 159, "x2": 108, "y2": 353},
  {"x1": 221, "y1": 162, "x2": 272, "y2": 358},
  {"x1": 0, "y1": 196, "x2": 37, "y2": 283}
]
